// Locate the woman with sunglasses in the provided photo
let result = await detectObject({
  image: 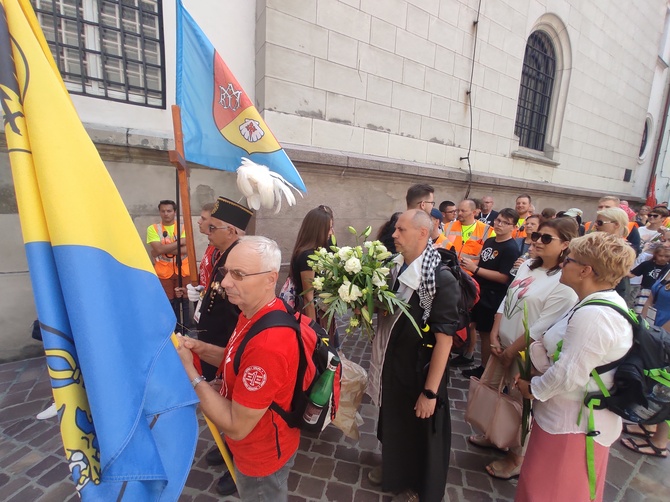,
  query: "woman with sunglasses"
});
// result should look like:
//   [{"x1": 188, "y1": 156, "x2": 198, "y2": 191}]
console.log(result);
[
  {"x1": 288, "y1": 206, "x2": 334, "y2": 320},
  {"x1": 515, "y1": 233, "x2": 636, "y2": 502},
  {"x1": 638, "y1": 207, "x2": 668, "y2": 252},
  {"x1": 468, "y1": 218, "x2": 578, "y2": 480},
  {"x1": 595, "y1": 206, "x2": 635, "y2": 301}
]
